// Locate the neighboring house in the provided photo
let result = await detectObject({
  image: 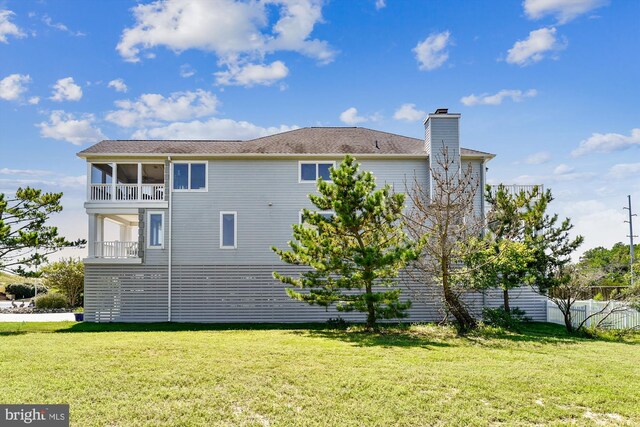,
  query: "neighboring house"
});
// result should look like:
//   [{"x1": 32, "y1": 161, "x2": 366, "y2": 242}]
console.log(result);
[{"x1": 78, "y1": 108, "x2": 546, "y2": 322}]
